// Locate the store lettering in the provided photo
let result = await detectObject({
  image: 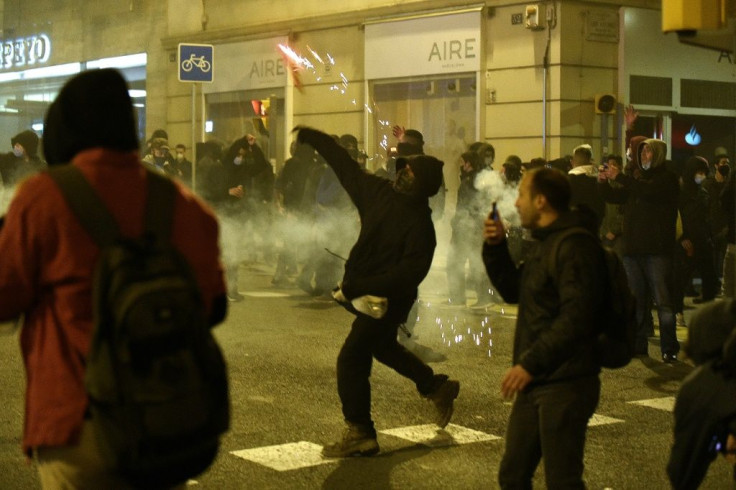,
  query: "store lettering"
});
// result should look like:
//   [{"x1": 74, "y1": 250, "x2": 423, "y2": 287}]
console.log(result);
[
  {"x1": 718, "y1": 51, "x2": 733, "y2": 64},
  {"x1": 428, "y1": 38, "x2": 477, "y2": 62},
  {"x1": 250, "y1": 58, "x2": 285, "y2": 79},
  {"x1": 0, "y1": 34, "x2": 51, "y2": 70}
]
